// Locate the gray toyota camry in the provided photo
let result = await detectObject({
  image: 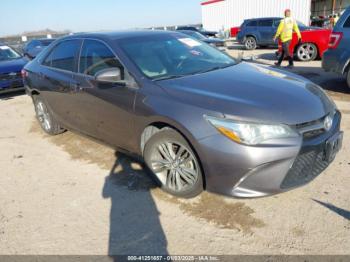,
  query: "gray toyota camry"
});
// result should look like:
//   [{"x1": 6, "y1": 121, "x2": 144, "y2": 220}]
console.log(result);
[{"x1": 23, "y1": 31, "x2": 343, "y2": 198}]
